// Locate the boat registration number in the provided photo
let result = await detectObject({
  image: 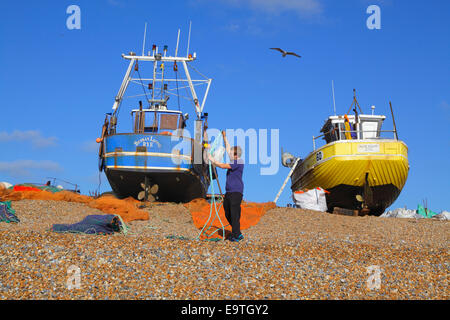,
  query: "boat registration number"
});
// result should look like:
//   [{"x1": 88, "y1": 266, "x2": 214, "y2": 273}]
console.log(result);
[{"x1": 357, "y1": 144, "x2": 380, "y2": 153}]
